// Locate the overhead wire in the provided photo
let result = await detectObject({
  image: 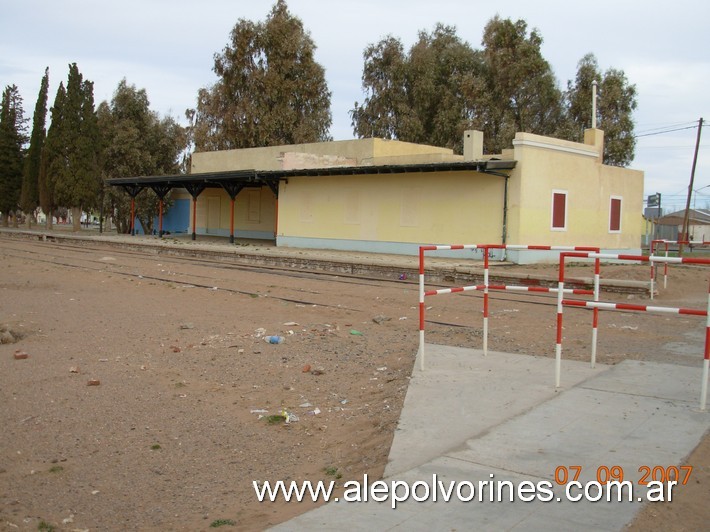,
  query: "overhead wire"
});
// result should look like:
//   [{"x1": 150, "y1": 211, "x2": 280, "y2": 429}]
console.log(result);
[{"x1": 635, "y1": 124, "x2": 702, "y2": 139}]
